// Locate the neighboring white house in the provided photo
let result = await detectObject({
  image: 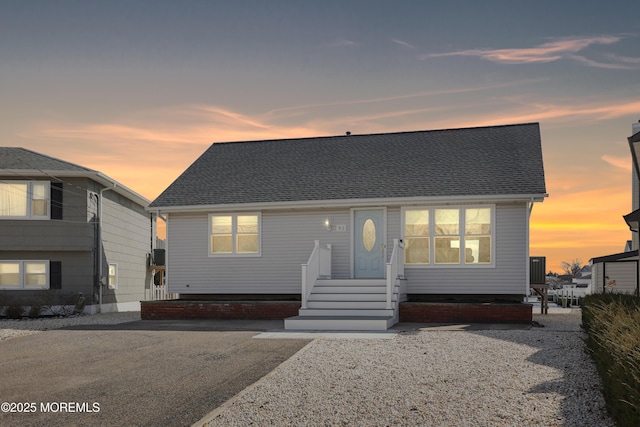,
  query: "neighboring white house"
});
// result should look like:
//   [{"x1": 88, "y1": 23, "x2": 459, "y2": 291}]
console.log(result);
[
  {"x1": 572, "y1": 265, "x2": 591, "y2": 287},
  {"x1": 148, "y1": 123, "x2": 547, "y2": 329},
  {"x1": 590, "y1": 121, "x2": 640, "y2": 296}
]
